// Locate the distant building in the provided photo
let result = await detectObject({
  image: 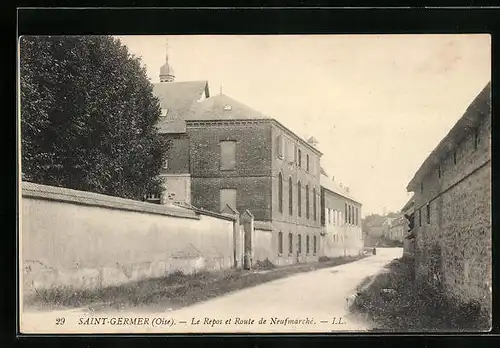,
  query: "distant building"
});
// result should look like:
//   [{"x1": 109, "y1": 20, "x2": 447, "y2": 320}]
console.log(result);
[
  {"x1": 382, "y1": 215, "x2": 407, "y2": 242},
  {"x1": 319, "y1": 169, "x2": 363, "y2": 257},
  {"x1": 152, "y1": 51, "x2": 323, "y2": 265},
  {"x1": 406, "y1": 82, "x2": 491, "y2": 318}
]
